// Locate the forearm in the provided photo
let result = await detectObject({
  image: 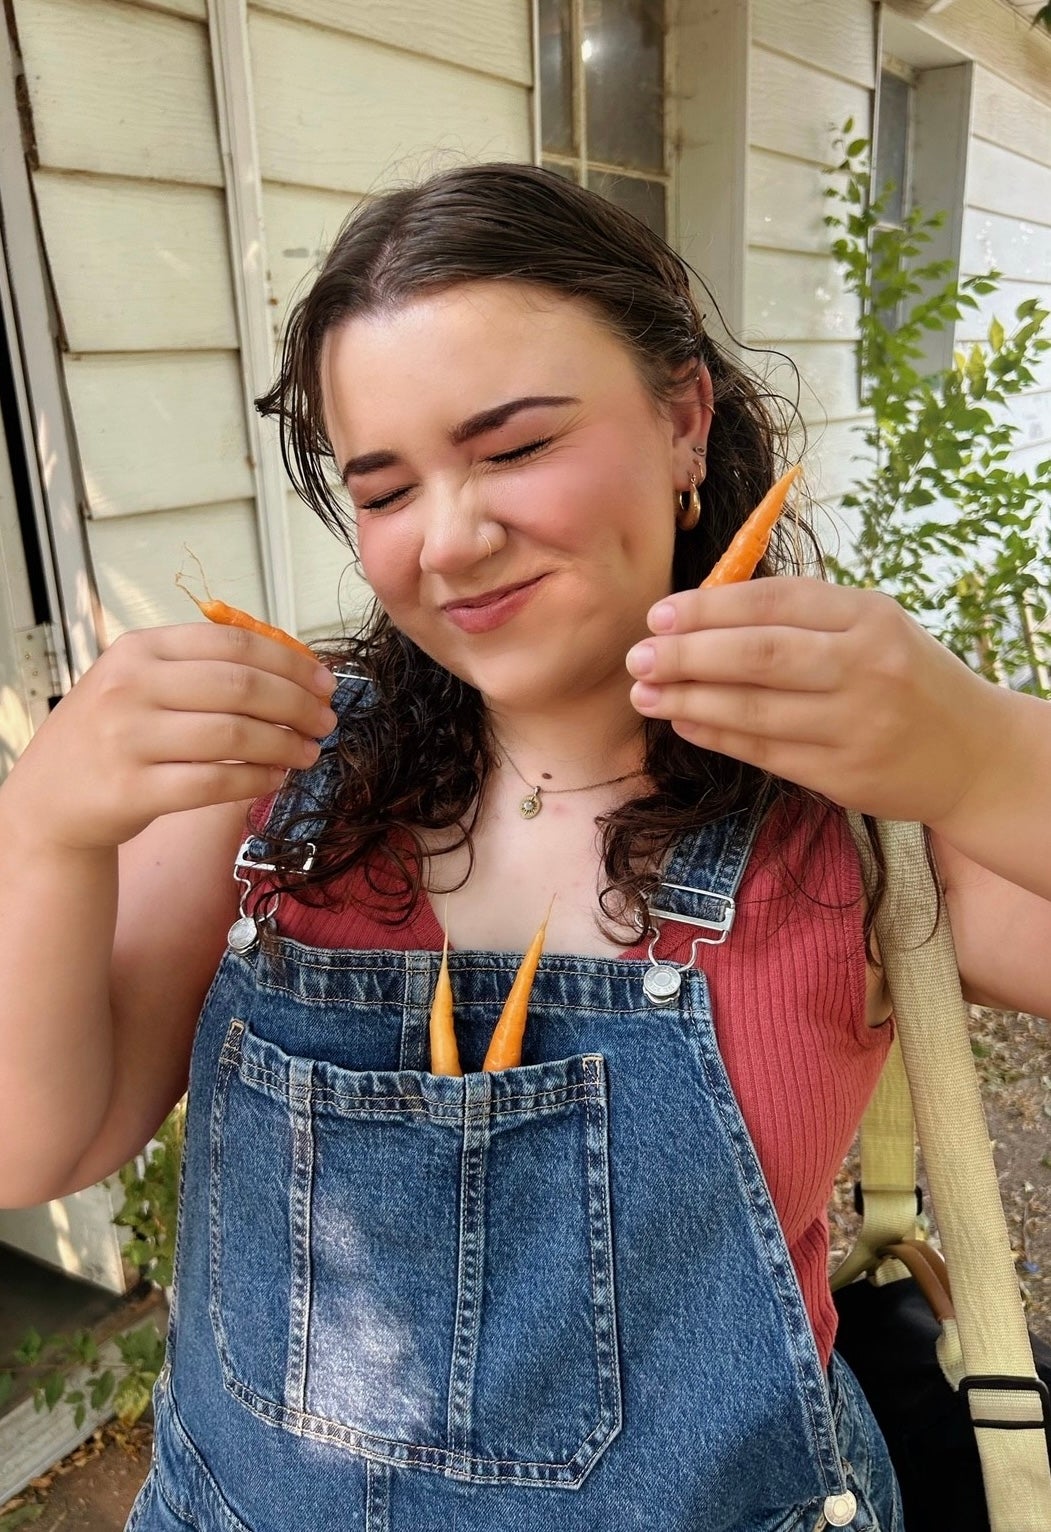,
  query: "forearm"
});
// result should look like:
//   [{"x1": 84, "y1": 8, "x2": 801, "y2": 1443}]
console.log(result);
[
  {"x1": 928, "y1": 686, "x2": 1051, "y2": 902},
  {"x1": 0, "y1": 801, "x2": 120, "y2": 1206}
]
